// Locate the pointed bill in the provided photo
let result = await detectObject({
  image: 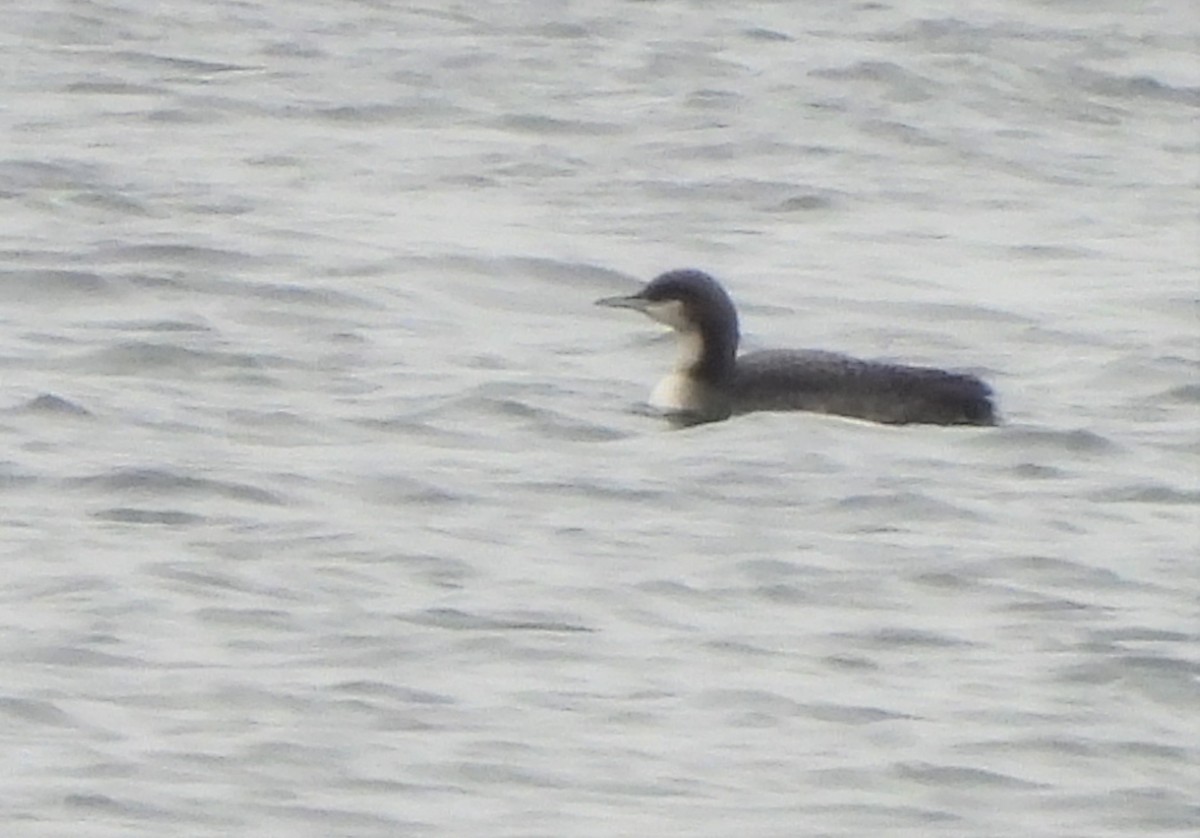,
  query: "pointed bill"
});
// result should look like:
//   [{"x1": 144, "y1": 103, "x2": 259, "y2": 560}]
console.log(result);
[{"x1": 595, "y1": 293, "x2": 651, "y2": 310}]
